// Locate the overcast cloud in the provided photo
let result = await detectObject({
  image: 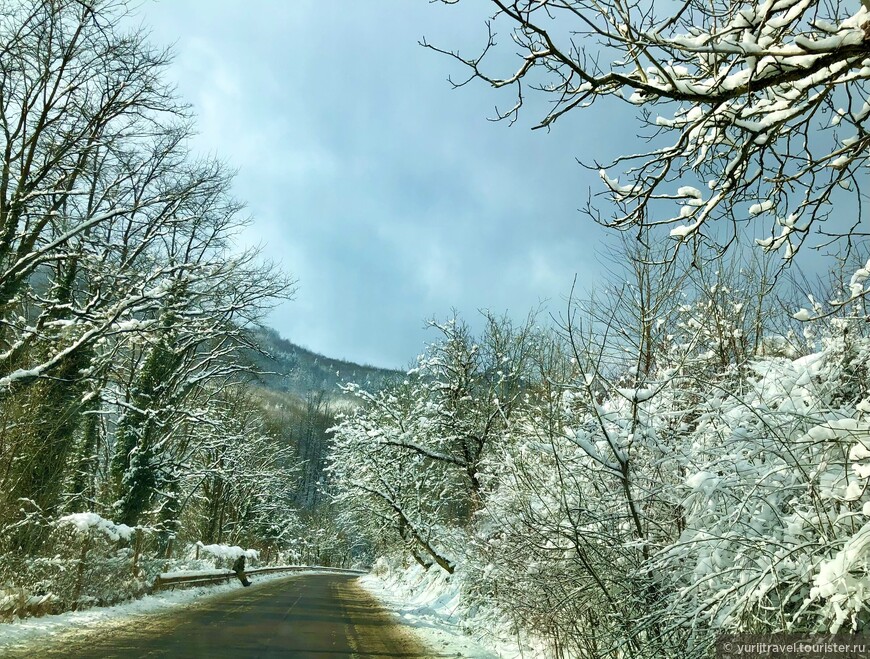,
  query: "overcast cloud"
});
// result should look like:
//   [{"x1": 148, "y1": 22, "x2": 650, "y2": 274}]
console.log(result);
[{"x1": 138, "y1": 0, "x2": 631, "y2": 369}]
